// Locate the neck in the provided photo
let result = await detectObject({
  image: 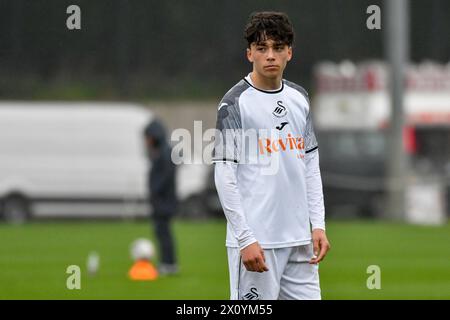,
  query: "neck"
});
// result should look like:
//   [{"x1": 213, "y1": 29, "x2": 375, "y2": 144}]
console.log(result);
[{"x1": 250, "y1": 71, "x2": 282, "y2": 91}]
